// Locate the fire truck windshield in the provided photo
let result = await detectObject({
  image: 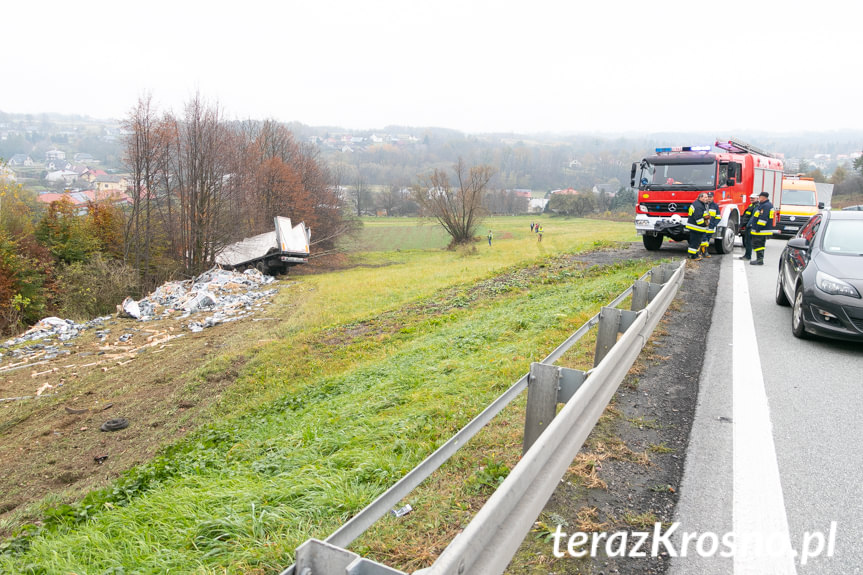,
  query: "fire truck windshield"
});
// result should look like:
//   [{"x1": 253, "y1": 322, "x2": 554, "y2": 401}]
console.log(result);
[{"x1": 640, "y1": 161, "x2": 717, "y2": 191}]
